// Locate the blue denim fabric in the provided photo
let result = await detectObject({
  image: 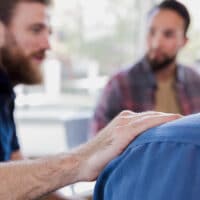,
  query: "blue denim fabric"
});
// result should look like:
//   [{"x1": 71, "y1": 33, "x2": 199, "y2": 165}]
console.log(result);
[
  {"x1": 94, "y1": 113, "x2": 200, "y2": 200},
  {"x1": 0, "y1": 70, "x2": 20, "y2": 161}
]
